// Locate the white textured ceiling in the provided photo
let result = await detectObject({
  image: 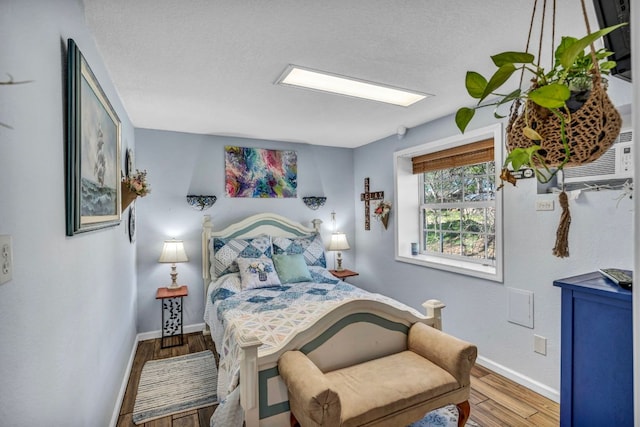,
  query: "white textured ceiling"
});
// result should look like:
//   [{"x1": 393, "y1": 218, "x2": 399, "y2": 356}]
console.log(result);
[{"x1": 82, "y1": 0, "x2": 599, "y2": 148}]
